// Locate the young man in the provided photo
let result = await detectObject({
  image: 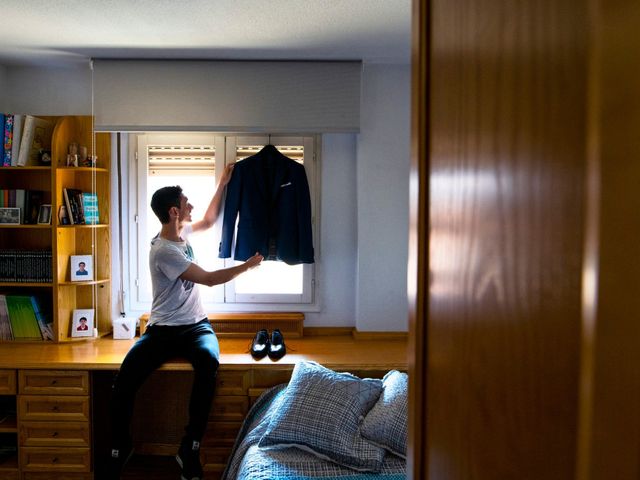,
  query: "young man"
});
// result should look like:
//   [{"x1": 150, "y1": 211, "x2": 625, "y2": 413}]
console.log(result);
[{"x1": 108, "y1": 165, "x2": 262, "y2": 480}]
